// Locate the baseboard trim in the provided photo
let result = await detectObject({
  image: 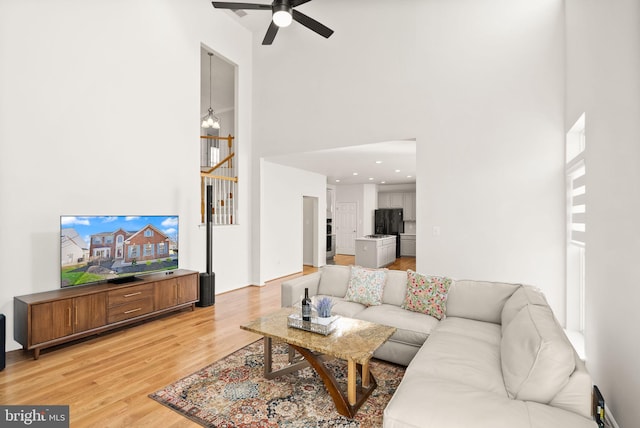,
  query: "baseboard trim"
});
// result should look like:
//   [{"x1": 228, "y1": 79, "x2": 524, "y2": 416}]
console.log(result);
[{"x1": 605, "y1": 404, "x2": 620, "y2": 428}]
